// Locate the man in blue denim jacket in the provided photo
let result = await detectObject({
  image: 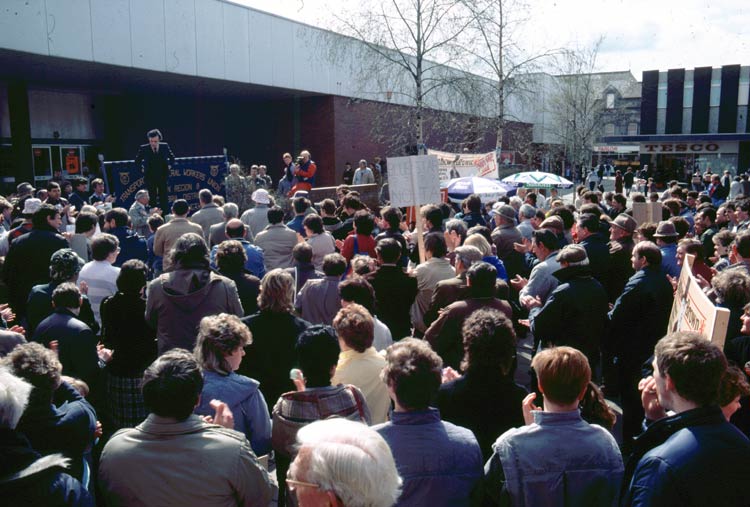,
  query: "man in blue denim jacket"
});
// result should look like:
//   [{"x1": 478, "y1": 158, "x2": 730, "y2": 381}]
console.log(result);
[
  {"x1": 374, "y1": 339, "x2": 483, "y2": 507},
  {"x1": 485, "y1": 346, "x2": 623, "y2": 506}
]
